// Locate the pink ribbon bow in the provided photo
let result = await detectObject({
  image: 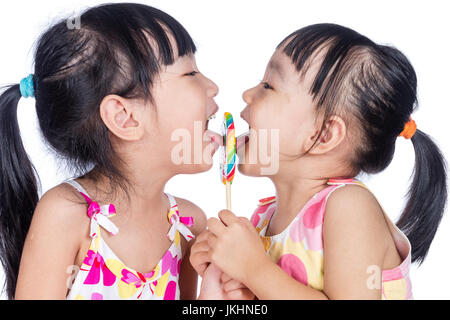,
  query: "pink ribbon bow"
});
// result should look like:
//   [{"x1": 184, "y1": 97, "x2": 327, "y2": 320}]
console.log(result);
[
  {"x1": 167, "y1": 208, "x2": 194, "y2": 242},
  {"x1": 86, "y1": 200, "x2": 119, "y2": 239}
]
